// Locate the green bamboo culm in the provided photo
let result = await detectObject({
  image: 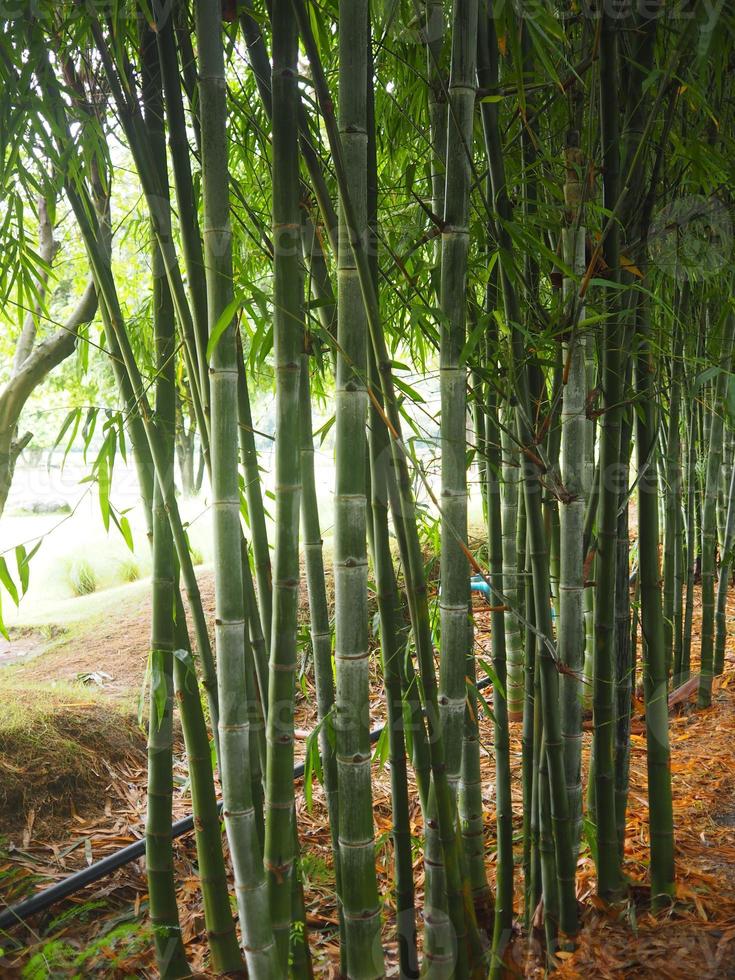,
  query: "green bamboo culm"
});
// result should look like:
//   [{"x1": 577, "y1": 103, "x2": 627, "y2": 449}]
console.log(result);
[
  {"x1": 78, "y1": 18, "x2": 224, "y2": 740},
  {"x1": 367, "y1": 372, "x2": 419, "y2": 979},
  {"x1": 501, "y1": 414, "x2": 524, "y2": 721},
  {"x1": 634, "y1": 293, "x2": 675, "y2": 909},
  {"x1": 140, "y1": 25, "x2": 189, "y2": 975},
  {"x1": 699, "y1": 311, "x2": 735, "y2": 707},
  {"x1": 145, "y1": 156, "x2": 191, "y2": 980},
  {"x1": 438, "y1": 0, "x2": 478, "y2": 789},
  {"x1": 483, "y1": 341, "x2": 514, "y2": 973},
  {"x1": 438, "y1": 0, "x2": 488, "y2": 911},
  {"x1": 154, "y1": 8, "x2": 210, "y2": 428},
  {"x1": 663, "y1": 317, "x2": 684, "y2": 676},
  {"x1": 298, "y1": 353, "x2": 345, "y2": 964},
  {"x1": 425, "y1": 0, "x2": 447, "y2": 259},
  {"x1": 333, "y1": 1, "x2": 382, "y2": 975},
  {"x1": 142, "y1": 21, "x2": 242, "y2": 974},
  {"x1": 265, "y1": 5, "x2": 304, "y2": 967},
  {"x1": 195, "y1": 1, "x2": 277, "y2": 971},
  {"x1": 715, "y1": 449, "x2": 735, "y2": 675},
  {"x1": 679, "y1": 383, "x2": 699, "y2": 685},
  {"x1": 592, "y1": 5, "x2": 623, "y2": 899},
  {"x1": 290, "y1": 5, "x2": 480, "y2": 969},
  {"x1": 479, "y1": 0, "x2": 578, "y2": 943},
  {"x1": 559, "y1": 132, "x2": 587, "y2": 860},
  {"x1": 365, "y1": 46, "x2": 418, "y2": 978},
  {"x1": 172, "y1": 600, "x2": 245, "y2": 976}
]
